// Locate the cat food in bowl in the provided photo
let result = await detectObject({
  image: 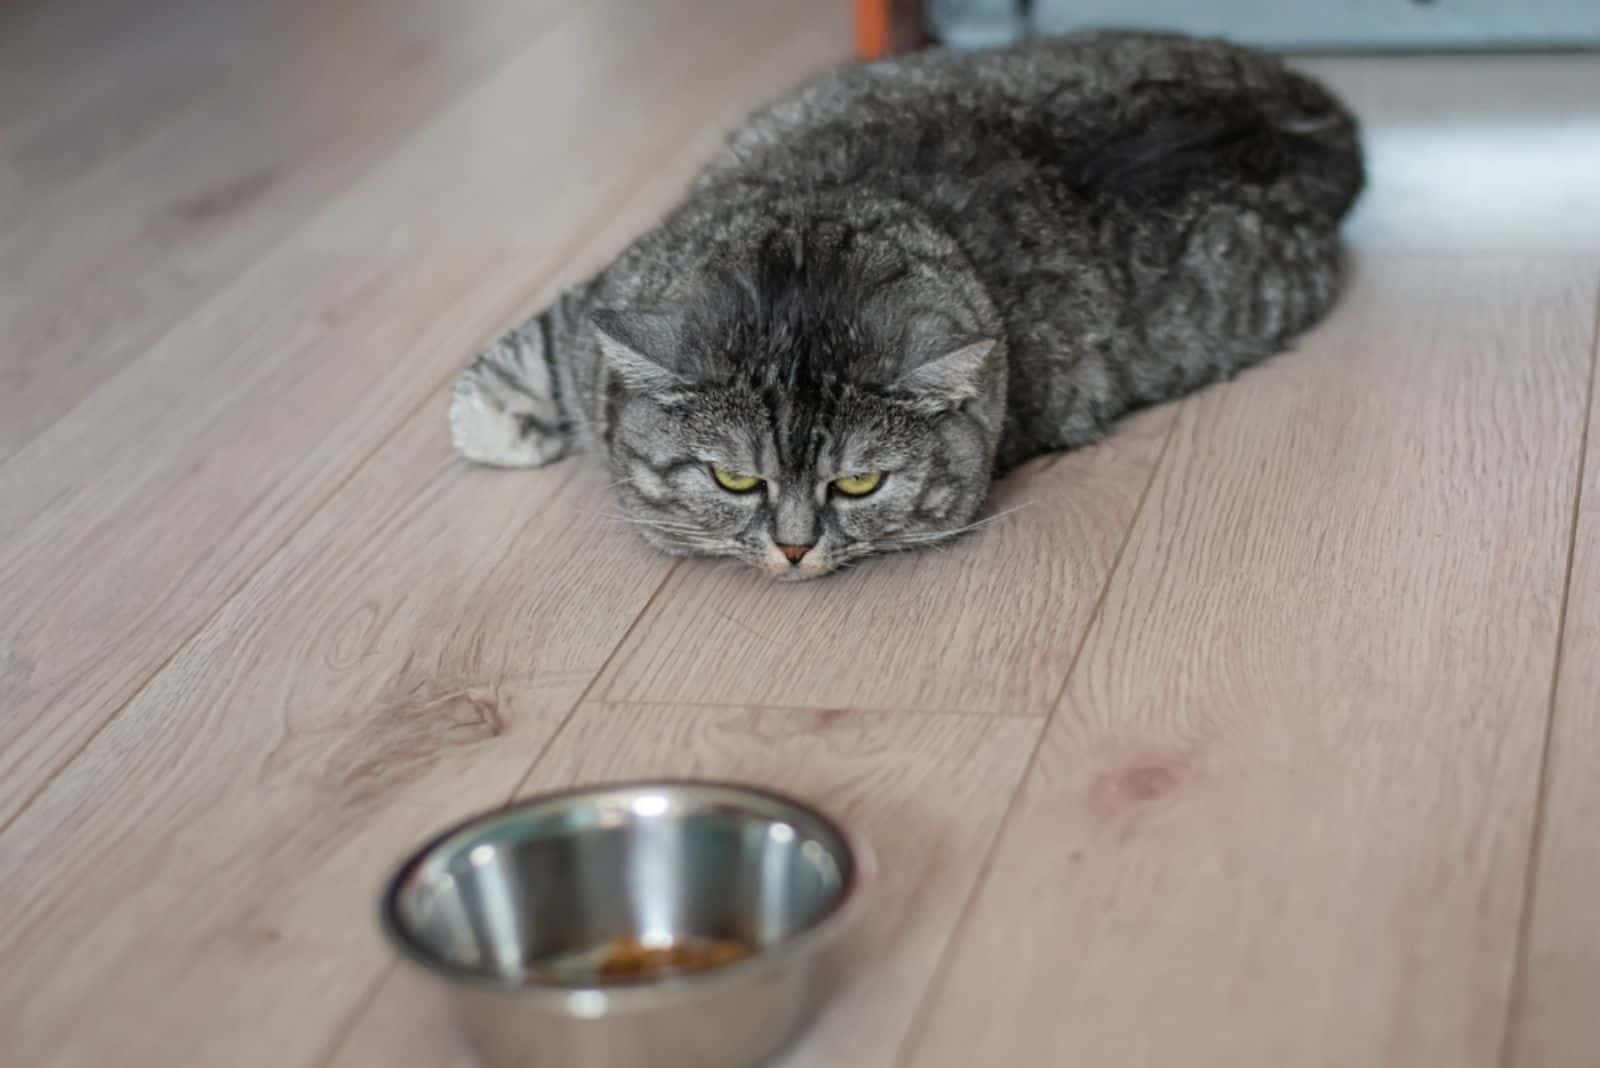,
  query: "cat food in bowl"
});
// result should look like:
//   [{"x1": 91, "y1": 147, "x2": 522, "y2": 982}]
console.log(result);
[
  {"x1": 591, "y1": 935, "x2": 751, "y2": 979},
  {"x1": 380, "y1": 781, "x2": 868, "y2": 1068}
]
